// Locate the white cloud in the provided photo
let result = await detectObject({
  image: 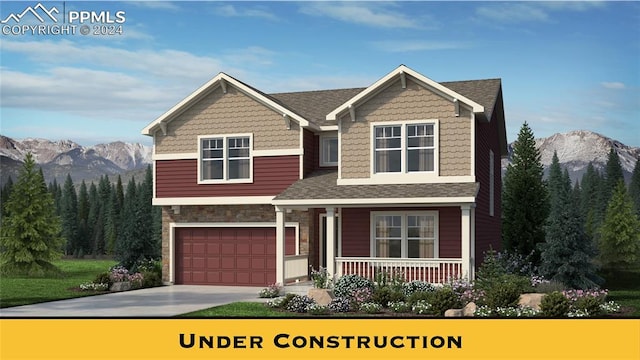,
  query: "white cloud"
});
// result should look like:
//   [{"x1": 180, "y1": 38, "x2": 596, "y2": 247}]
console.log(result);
[
  {"x1": 601, "y1": 82, "x2": 626, "y2": 90},
  {"x1": 129, "y1": 2, "x2": 180, "y2": 11},
  {"x1": 475, "y1": 1, "x2": 606, "y2": 24},
  {"x1": 299, "y1": 2, "x2": 422, "y2": 29},
  {"x1": 371, "y1": 40, "x2": 471, "y2": 52},
  {"x1": 213, "y1": 4, "x2": 278, "y2": 21}
]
